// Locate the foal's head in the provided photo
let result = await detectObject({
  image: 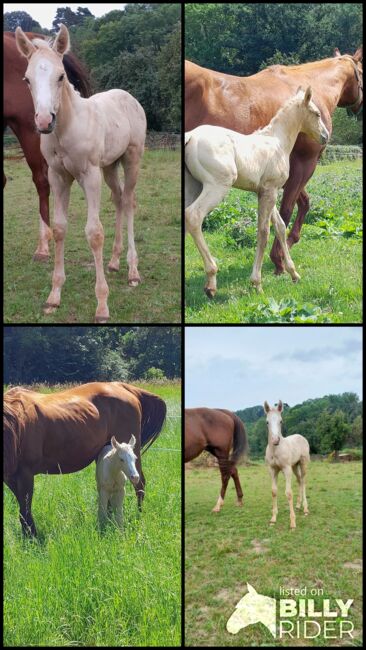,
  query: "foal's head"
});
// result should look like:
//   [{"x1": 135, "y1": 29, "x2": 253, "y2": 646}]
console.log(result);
[
  {"x1": 111, "y1": 435, "x2": 140, "y2": 486},
  {"x1": 264, "y1": 400, "x2": 283, "y2": 446},
  {"x1": 15, "y1": 24, "x2": 70, "y2": 134},
  {"x1": 292, "y1": 86, "x2": 329, "y2": 145}
]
